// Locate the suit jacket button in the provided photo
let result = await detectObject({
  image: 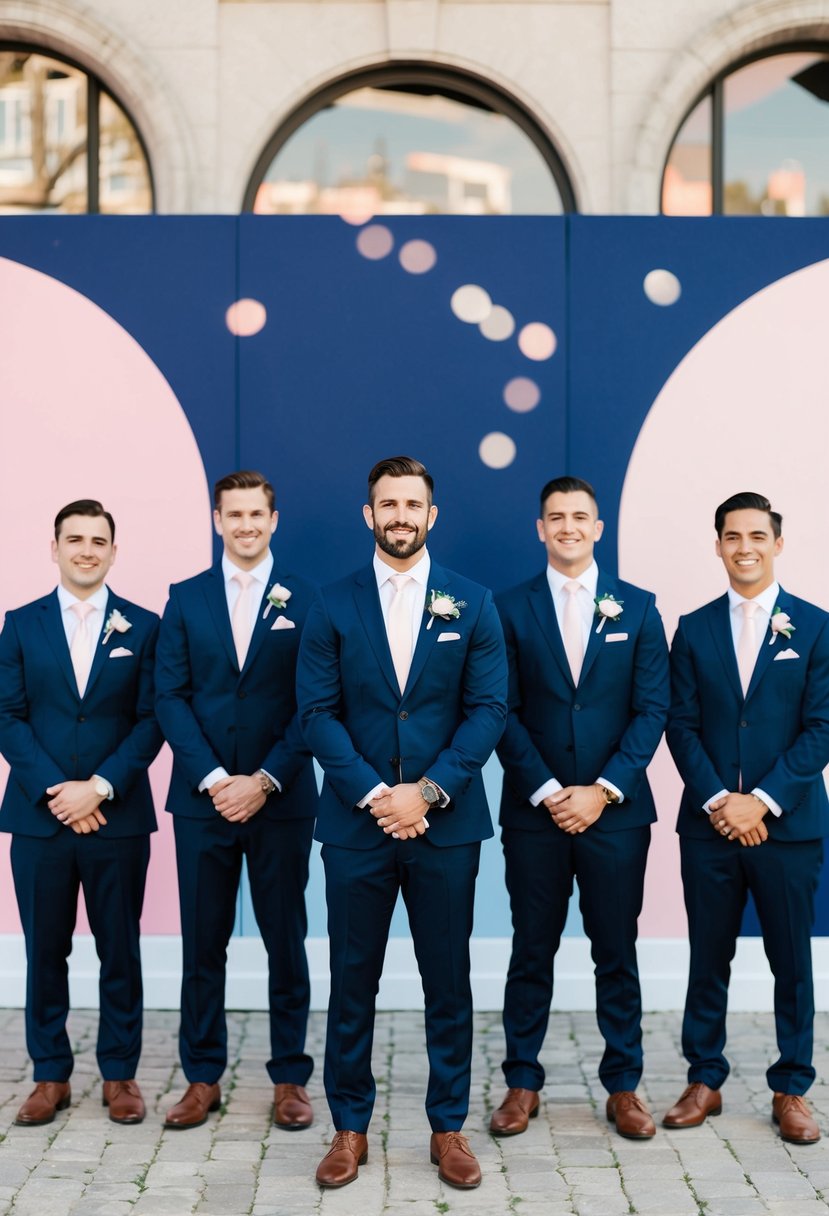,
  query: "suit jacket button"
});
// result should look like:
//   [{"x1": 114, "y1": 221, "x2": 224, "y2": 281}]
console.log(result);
[
  {"x1": 238, "y1": 691, "x2": 247, "y2": 700},
  {"x1": 573, "y1": 704, "x2": 581, "y2": 711},
  {"x1": 399, "y1": 710, "x2": 408, "y2": 720},
  {"x1": 565, "y1": 744, "x2": 574, "y2": 752},
  {"x1": 390, "y1": 756, "x2": 400, "y2": 766},
  {"x1": 740, "y1": 720, "x2": 747, "y2": 727},
  {"x1": 77, "y1": 715, "x2": 86, "y2": 722}
]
